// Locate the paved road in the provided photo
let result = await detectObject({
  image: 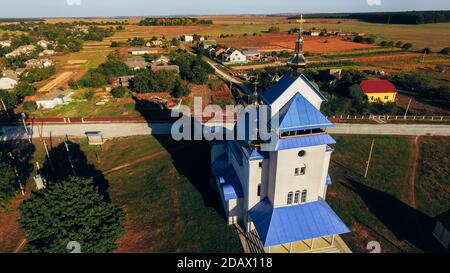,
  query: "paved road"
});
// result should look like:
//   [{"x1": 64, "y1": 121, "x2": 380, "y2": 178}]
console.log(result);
[{"x1": 2, "y1": 122, "x2": 450, "y2": 141}]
